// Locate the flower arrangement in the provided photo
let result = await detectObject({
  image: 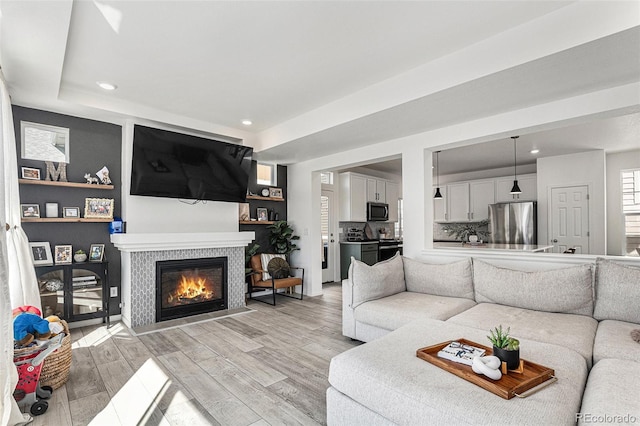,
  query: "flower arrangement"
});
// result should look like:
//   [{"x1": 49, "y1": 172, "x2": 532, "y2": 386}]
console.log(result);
[{"x1": 441, "y1": 219, "x2": 490, "y2": 243}]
